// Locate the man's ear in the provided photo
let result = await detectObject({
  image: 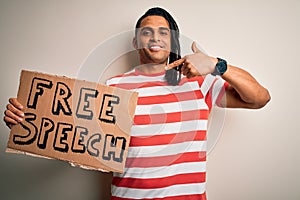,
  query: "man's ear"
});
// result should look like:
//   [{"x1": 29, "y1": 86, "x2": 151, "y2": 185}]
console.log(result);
[{"x1": 132, "y1": 37, "x2": 138, "y2": 49}]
